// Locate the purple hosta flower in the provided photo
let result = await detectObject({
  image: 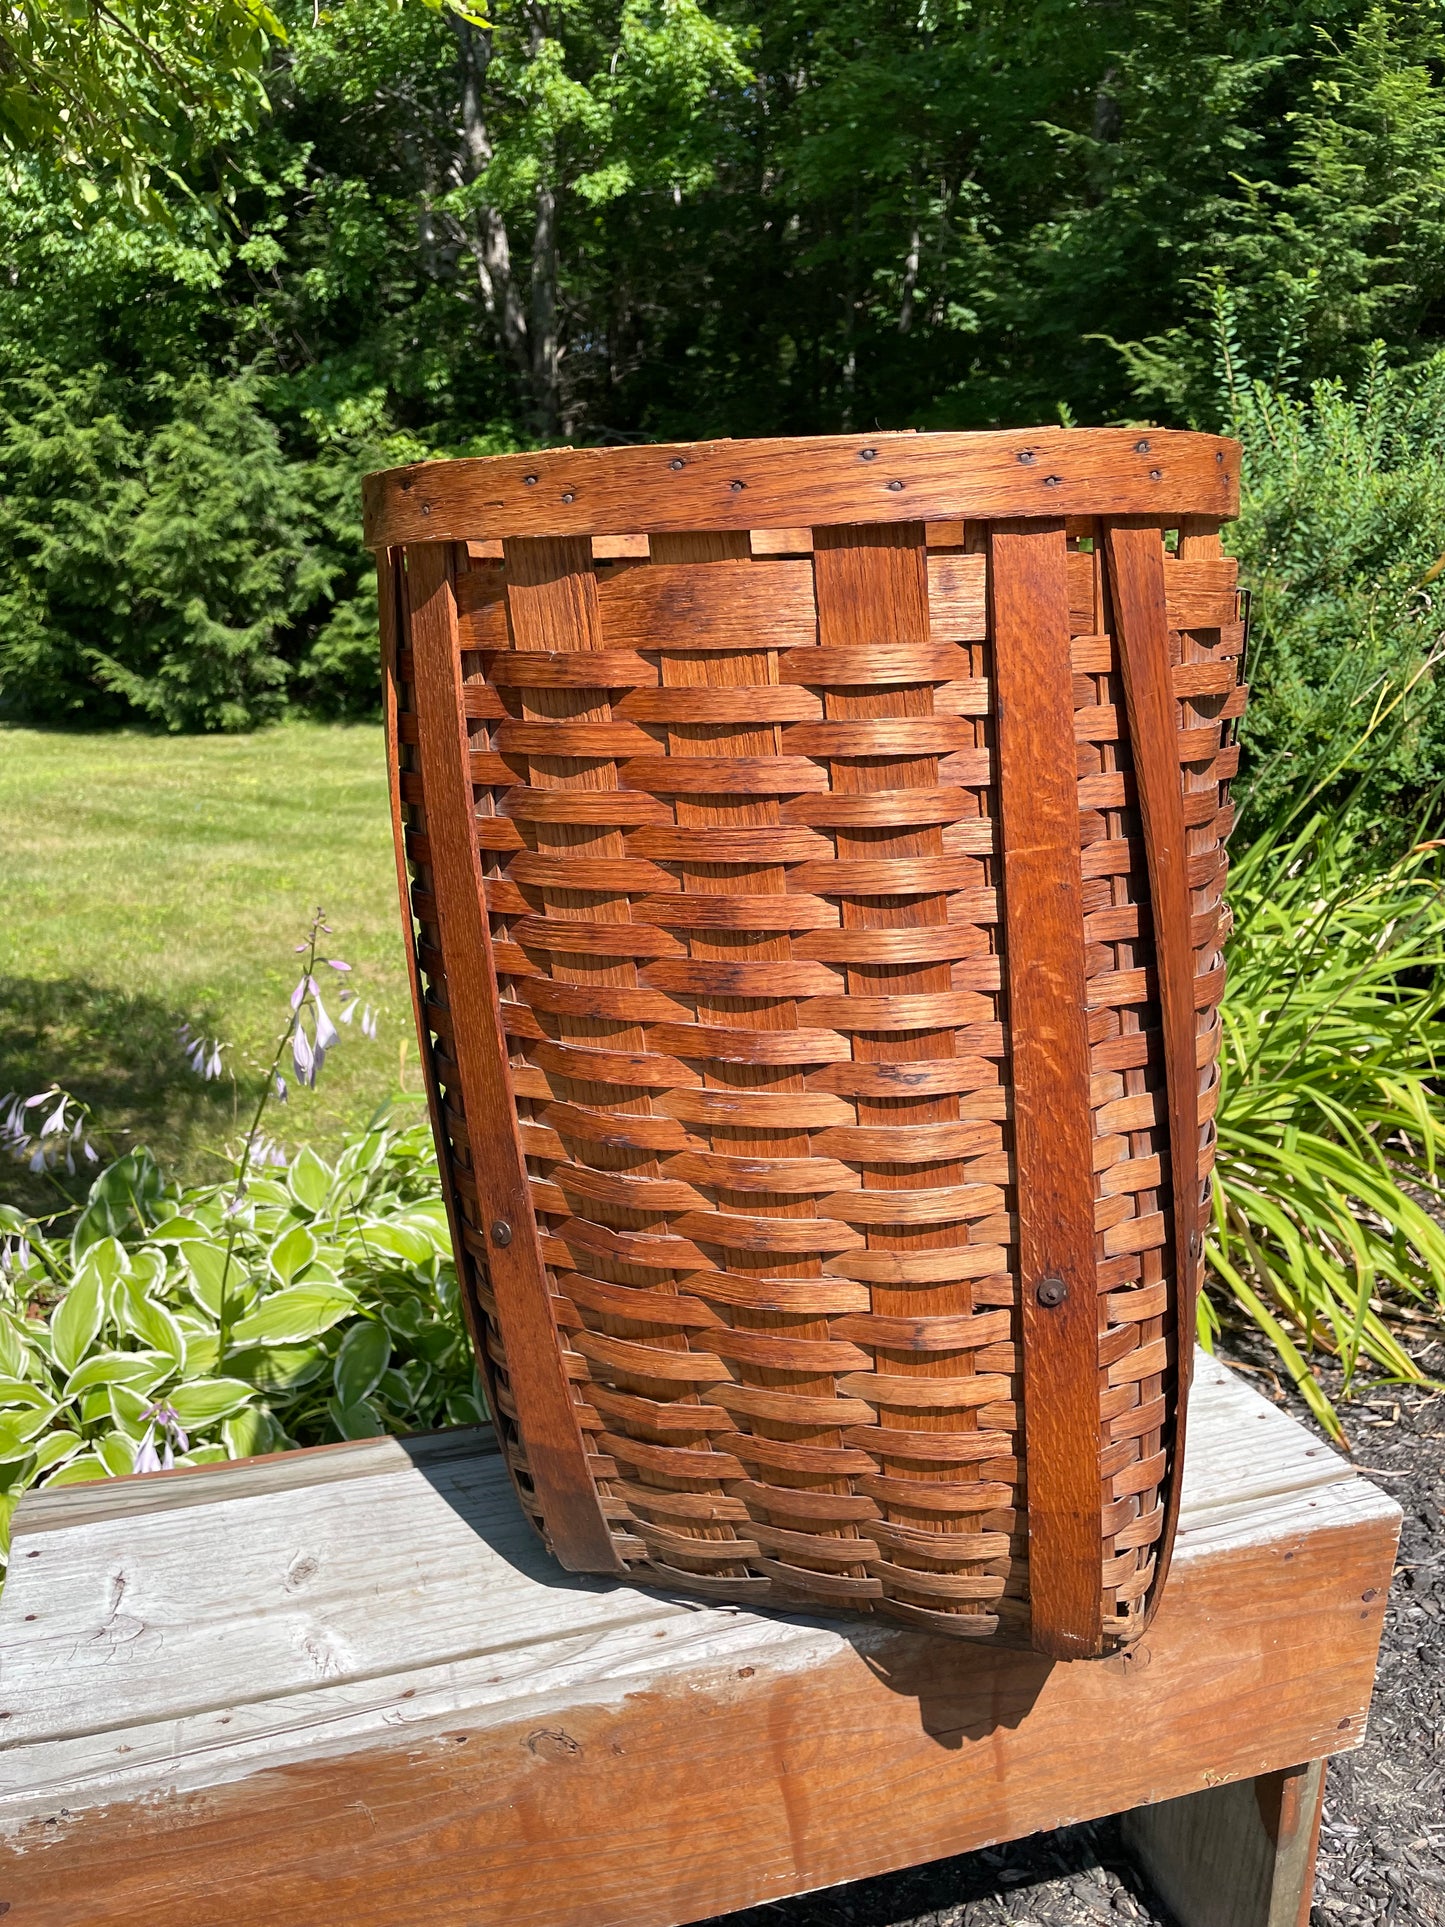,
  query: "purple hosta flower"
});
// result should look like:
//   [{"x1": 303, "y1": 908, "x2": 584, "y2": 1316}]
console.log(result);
[
  {"x1": 178, "y1": 1024, "x2": 225, "y2": 1081},
  {"x1": 136, "y1": 1402, "x2": 190, "y2": 1474},
  {"x1": 274, "y1": 1072, "x2": 288, "y2": 1104},
  {"x1": 290, "y1": 975, "x2": 316, "y2": 1012},
  {"x1": 340, "y1": 998, "x2": 378, "y2": 1037},
  {"x1": 292, "y1": 1022, "x2": 316, "y2": 1087},
  {"x1": 0, "y1": 1234, "x2": 33, "y2": 1280},
  {"x1": 325, "y1": 959, "x2": 351, "y2": 973},
  {"x1": 313, "y1": 993, "x2": 339, "y2": 1054},
  {"x1": 224, "y1": 1182, "x2": 250, "y2": 1218}
]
